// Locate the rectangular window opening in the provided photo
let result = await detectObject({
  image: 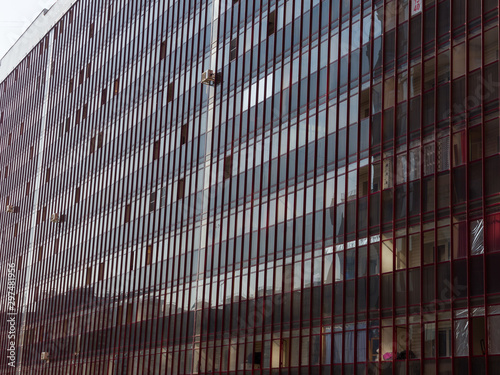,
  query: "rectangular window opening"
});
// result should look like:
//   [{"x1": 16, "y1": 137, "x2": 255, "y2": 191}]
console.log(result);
[
  {"x1": 97, "y1": 132, "x2": 104, "y2": 149},
  {"x1": 167, "y1": 82, "x2": 174, "y2": 102},
  {"x1": 224, "y1": 155, "x2": 233, "y2": 179},
  {"x1": 149, "y1": 192, "x2": 157, "y2": 212},
  {"x1": 178, "y1": 178, "x2": 185, "y2": 200},
  {"x1": 181, "y1": 124, "x2": 188, "y2": 145},
  {"x1": 101, "y1": 88, "x2": 107, "y2": 105},
  {"x1": 98, "y1": 263, "x2": 105, "y2": 281},
  {"x1": 230, "y1": 38, "x2": 238, "y2": 61},
  {"x1": 124, "y1": 204, "x2": 131, "y2": 223},
  {"x1": 153, "y1": 140, "x2": 160, "y2": 160},
  {"x1": 146, "y1": 245, "x2": 153, "y2": 265},
  {"x1": 268, "y1": 11, "x2": 276, "y2": 36},
  {"x1": 75, "y1": 187, "x2": 80, "y2": 204},
  {"x1": 82, "y1": 104, "x2": 88, "y2": 120},
  {"x1": 86, "y1": 267, "x2": 92, "y2": 285},
  {"x1": 160, "y1": 40, "x2": 167, "y2": 60}
]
